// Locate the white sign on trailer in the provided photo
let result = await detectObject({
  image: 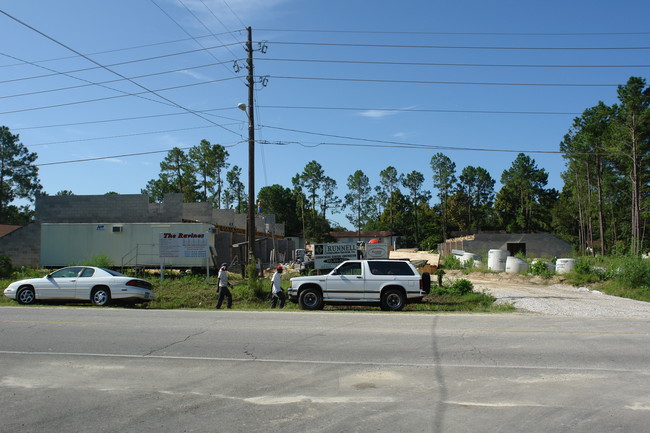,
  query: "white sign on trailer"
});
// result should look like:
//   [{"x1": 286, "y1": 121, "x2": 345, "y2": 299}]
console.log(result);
[
  {"x1": 159, "y1": 232, "x2": 208, "y2": 258},
  {"x1": 313, "y1": 243, "x2": 358, "y2": 269}
]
